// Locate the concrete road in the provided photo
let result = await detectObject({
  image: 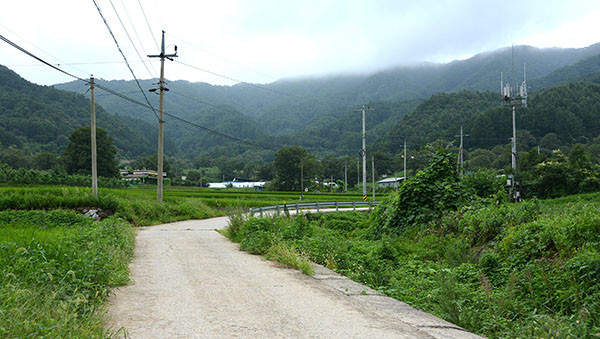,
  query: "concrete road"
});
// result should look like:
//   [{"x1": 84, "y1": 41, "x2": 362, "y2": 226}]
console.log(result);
[{"x1": 107, "y1": 217, "x2": 483, "y2": 338}]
